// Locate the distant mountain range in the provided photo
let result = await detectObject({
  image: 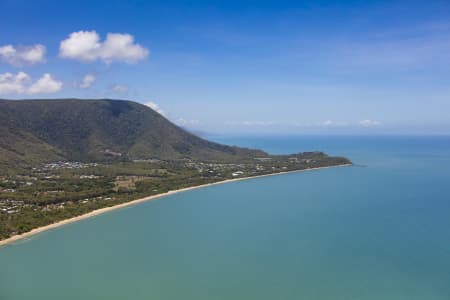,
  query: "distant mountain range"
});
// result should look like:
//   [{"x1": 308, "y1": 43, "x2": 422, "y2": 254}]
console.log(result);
[{"x1": 0, "y1": 99, "x2": 267, "y2": 170}]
